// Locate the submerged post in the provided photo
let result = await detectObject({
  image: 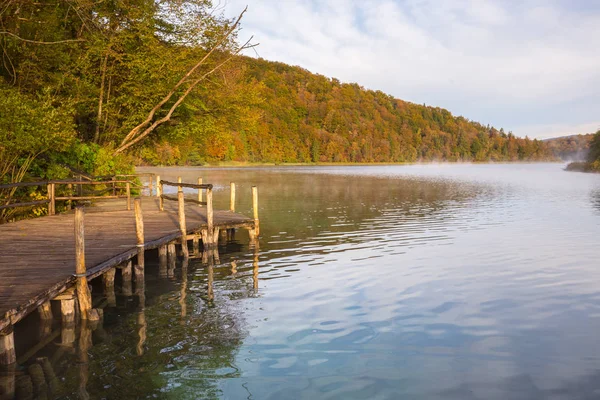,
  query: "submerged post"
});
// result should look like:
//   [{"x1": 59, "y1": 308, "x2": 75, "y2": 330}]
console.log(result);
[
  {"x1": 74, "y1": 207, "x2": 97, "y2": 321},
  {"x1": 134, "y1": 198, "x2": 145, "y2": 281},
  {"x1": 126, "y1": 182, "x2": 131, "y2": 211},
  {"x1": 178, "y1": 188, "x2": 189, "y2": 258},
  {"x1": 252, "y1": 186, "x2": 260, "y2": 236},
  {"x1": 230, "y1": 182, "x2": 236, "y2": 212}
]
